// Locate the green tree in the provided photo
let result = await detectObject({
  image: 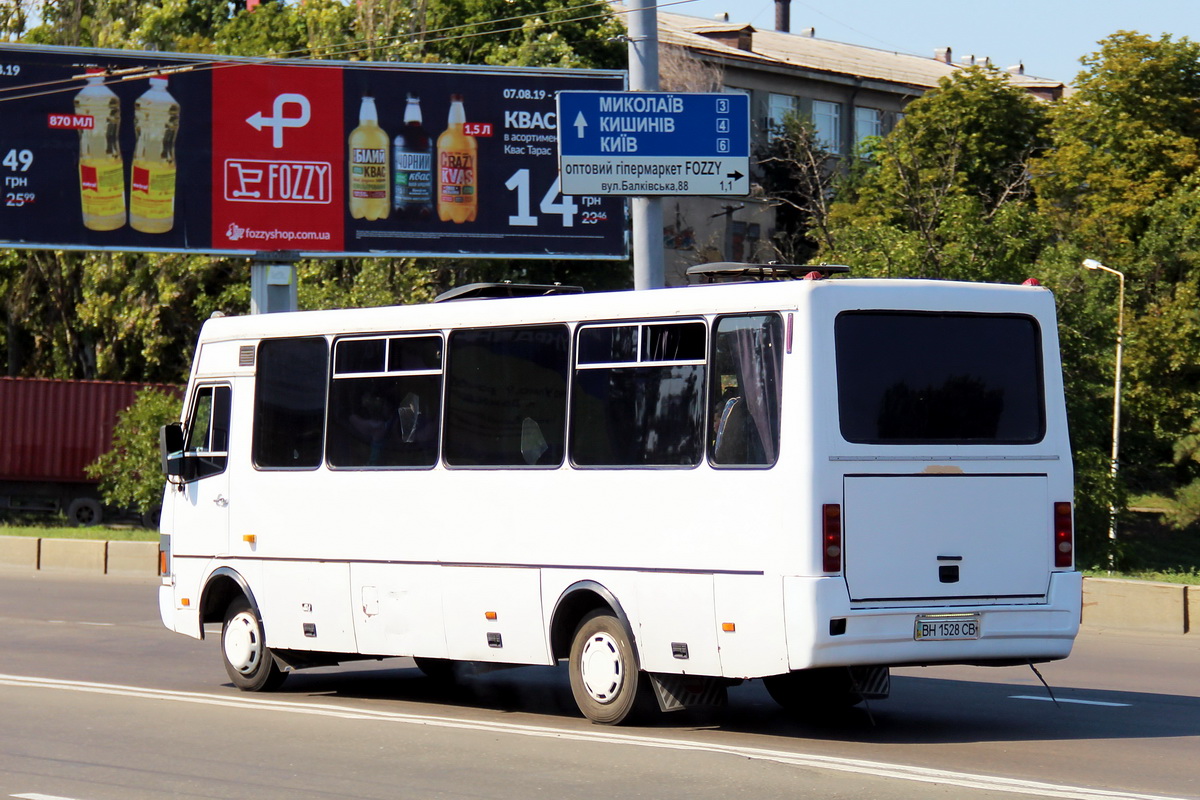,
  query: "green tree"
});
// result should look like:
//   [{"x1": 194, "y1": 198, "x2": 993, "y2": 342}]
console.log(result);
[
  {"x1": 85, "y1": 387, "x2": 183, "y2": 517},
  {"x1": 1035, "y1": 32, "x2": 1200, "y2": 262},
  {"x1": 823, "y1": 67, "x2": 1049, "y2": 282},
  {"x1": 415, "y1": 0, "x2": 625, "y2": 69}
]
